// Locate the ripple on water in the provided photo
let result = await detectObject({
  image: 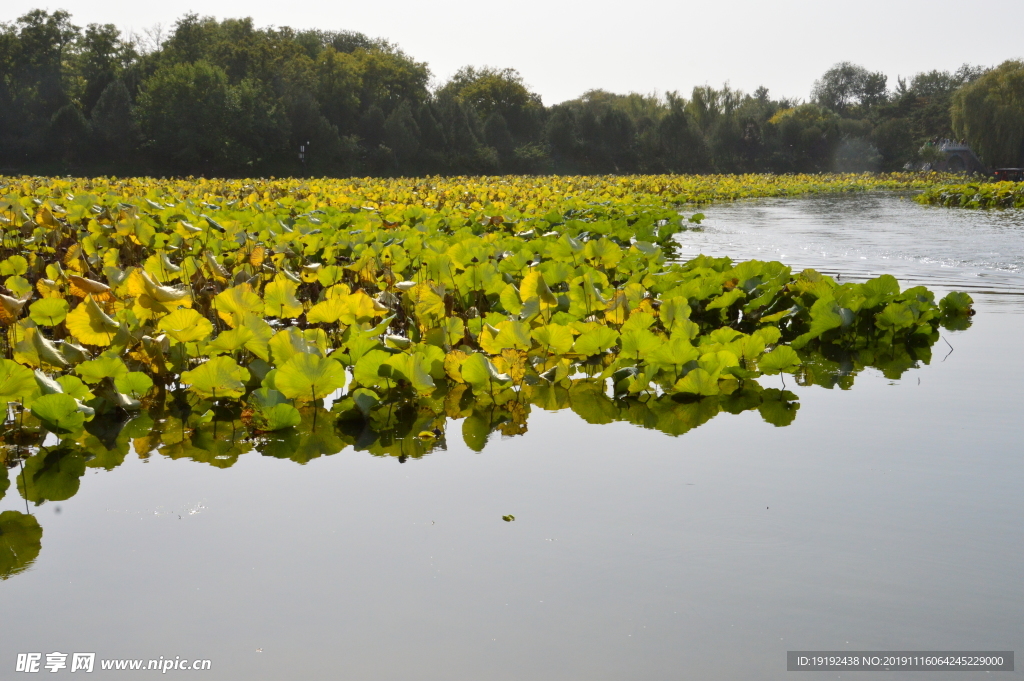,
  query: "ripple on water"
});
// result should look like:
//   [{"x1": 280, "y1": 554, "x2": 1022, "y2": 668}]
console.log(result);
[{"x1": 680, "y1": 193, "x2": 1024, "y2": 307}]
